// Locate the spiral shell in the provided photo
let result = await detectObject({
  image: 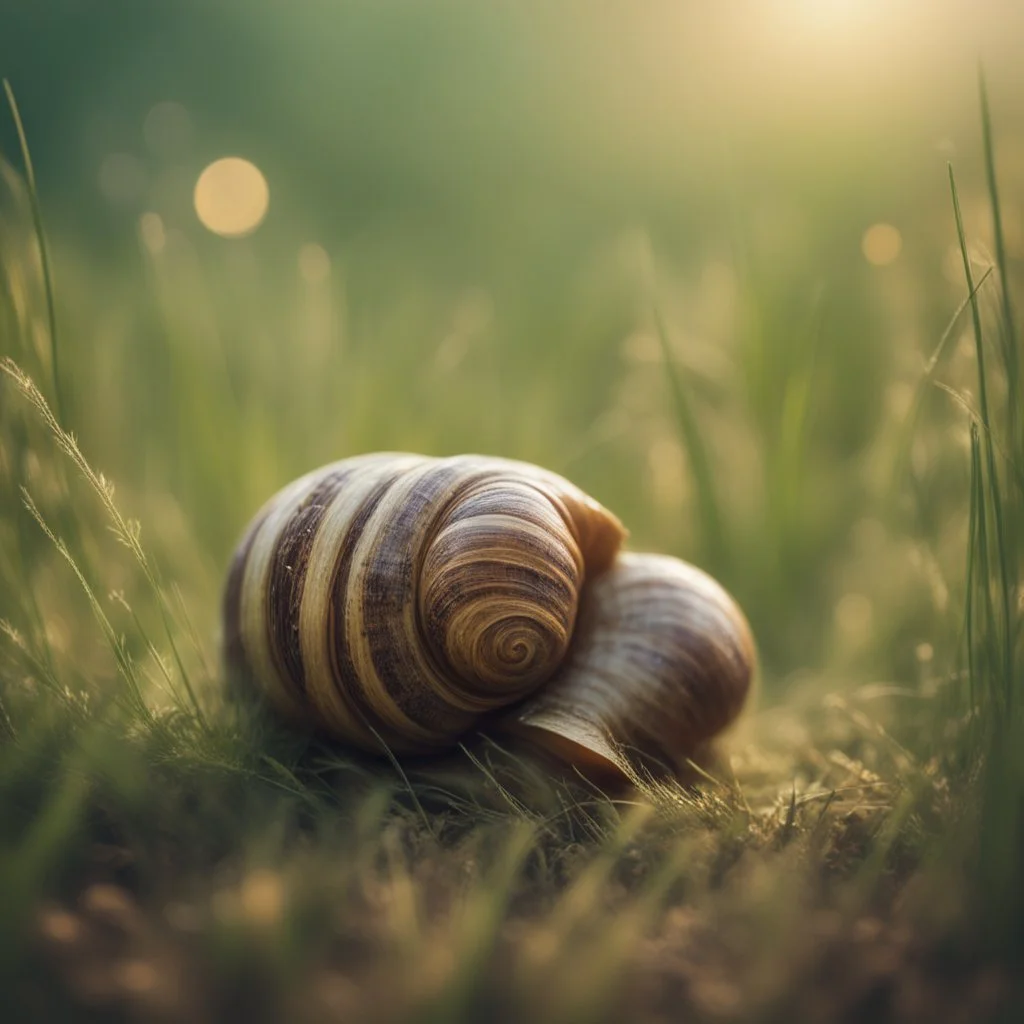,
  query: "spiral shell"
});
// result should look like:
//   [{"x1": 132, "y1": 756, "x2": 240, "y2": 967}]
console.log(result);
[
  {"x1": 222, "y1": 453, "x2": 754, "y2": 777},
  {"x1": 509, "y1": 552, "x2": 755, "y2": 778}
]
